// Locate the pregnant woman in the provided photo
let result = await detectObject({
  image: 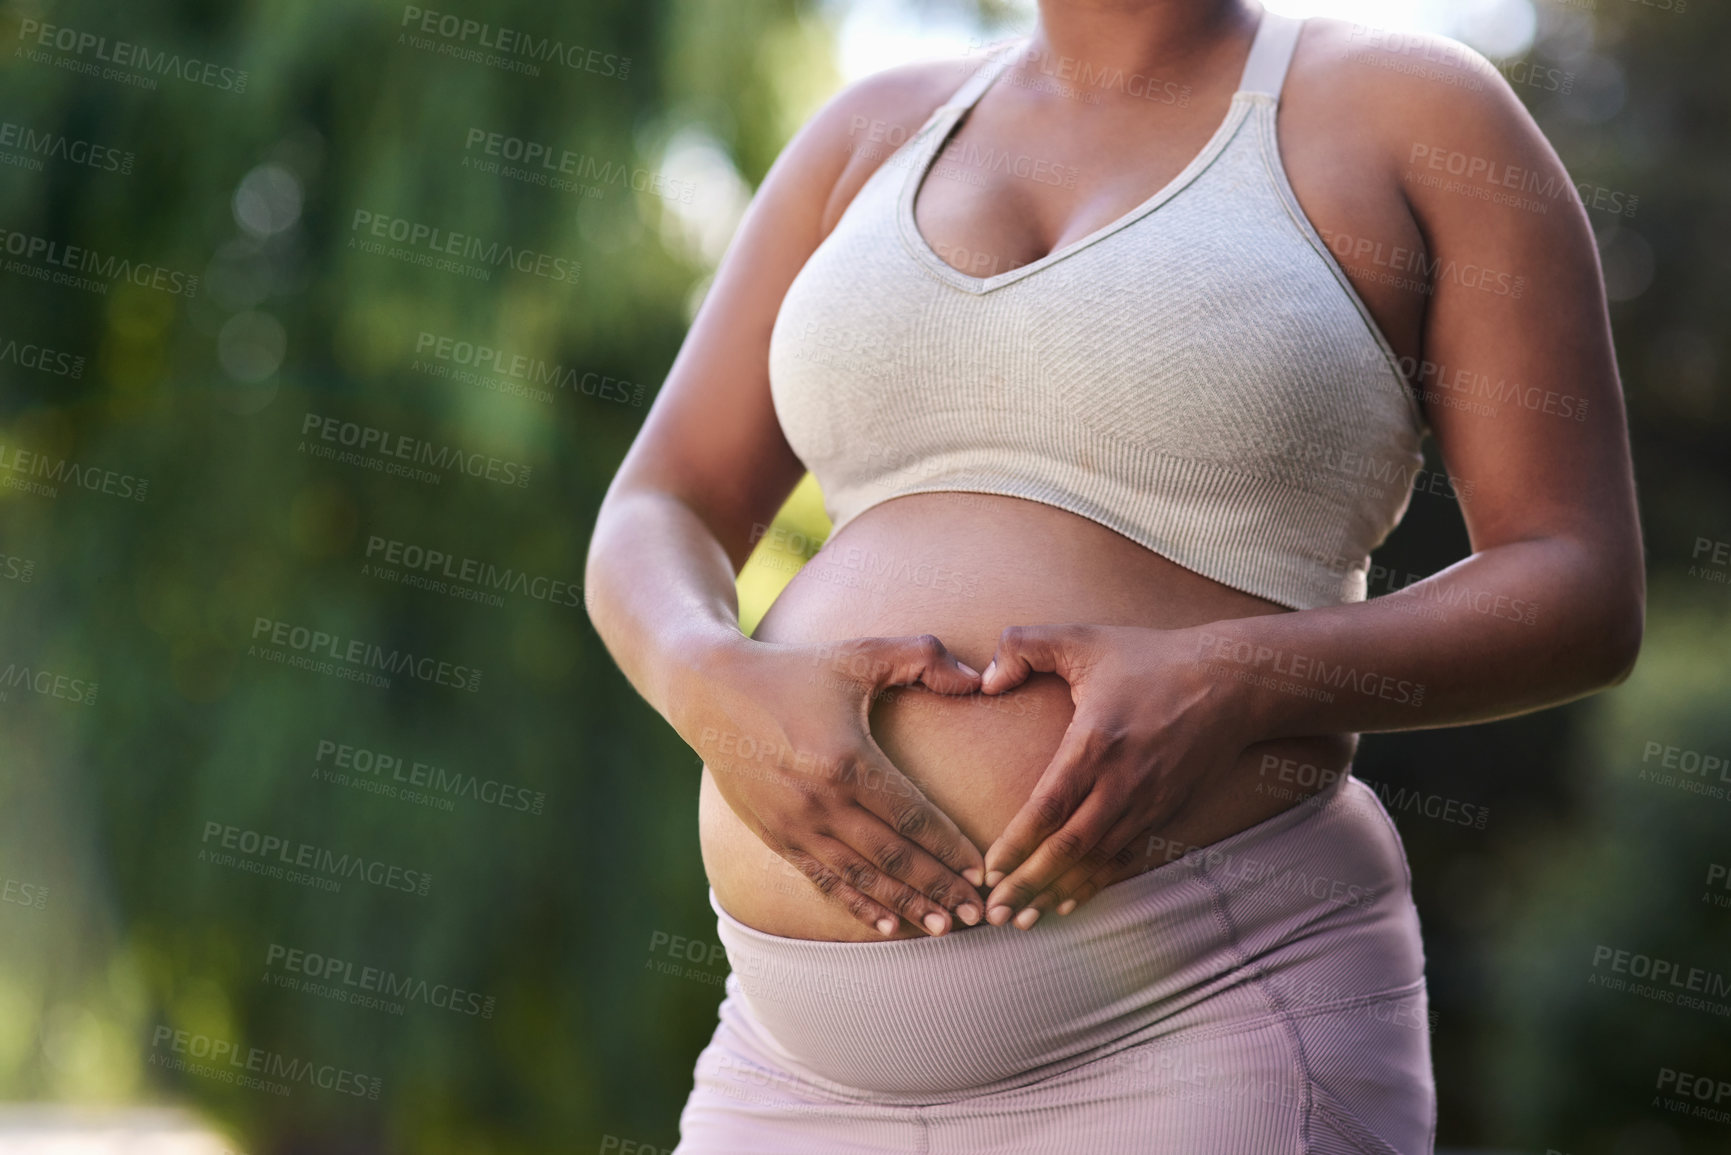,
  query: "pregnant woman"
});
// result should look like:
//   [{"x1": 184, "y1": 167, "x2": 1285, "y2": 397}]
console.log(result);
[{"x1": 586, "y1": 1, "x2": 1644, "y2": 1151}]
